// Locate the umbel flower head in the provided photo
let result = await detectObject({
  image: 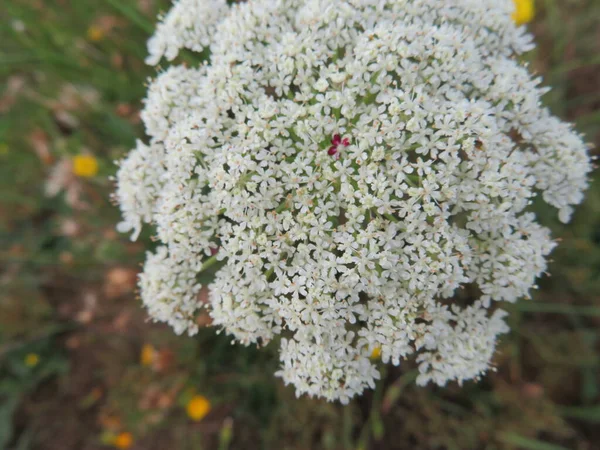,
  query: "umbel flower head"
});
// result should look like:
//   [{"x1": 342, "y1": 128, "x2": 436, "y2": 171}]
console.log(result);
[{"x1": 115, "y1": 0, "x2": 592, "y2": 403}]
